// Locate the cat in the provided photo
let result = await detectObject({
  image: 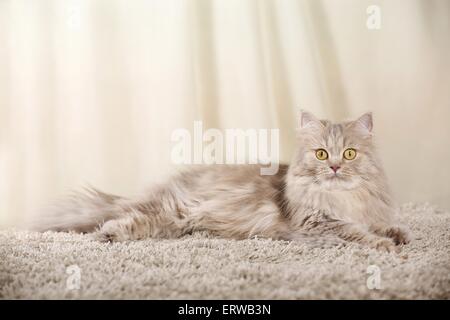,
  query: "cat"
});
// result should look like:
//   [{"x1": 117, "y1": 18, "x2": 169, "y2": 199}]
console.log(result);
[{"x1": 31, "y1": 111, "x2": 410, "y2": 252}]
